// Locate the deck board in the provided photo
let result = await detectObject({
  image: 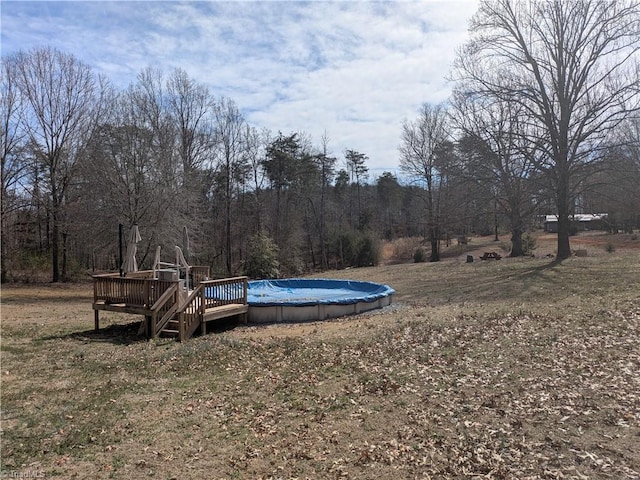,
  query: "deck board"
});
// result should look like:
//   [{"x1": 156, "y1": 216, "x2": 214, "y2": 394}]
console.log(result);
[
  {"x1": 93, "y1": 301, "x2": 151, "y2": 316},
  {"x1": 203, "y1": 303, "x2": 248, "y2": 321}
]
